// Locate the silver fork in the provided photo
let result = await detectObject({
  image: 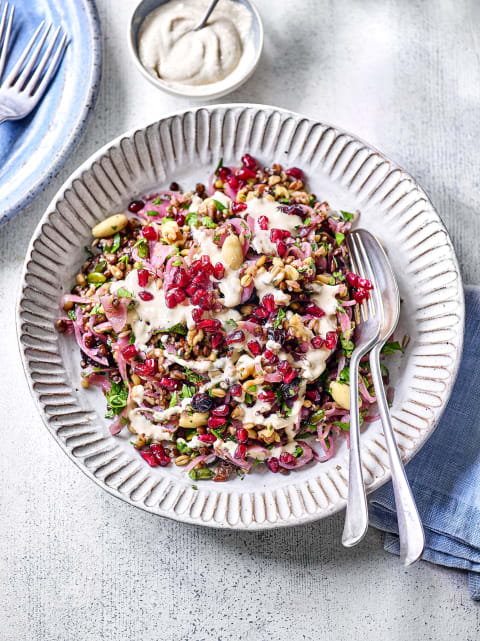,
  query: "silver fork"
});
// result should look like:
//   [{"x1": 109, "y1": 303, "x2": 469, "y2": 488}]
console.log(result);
[
  {"x1": 355, "y1": 229, "x2": 425, "y2": 565},
  {"x1": 0, "y1": 17, "x2": 67, "y2": 124},
  {"x1": 342, "y1": 233, "x2": 382, "y2": 547},
  {"x1": 0, "y1": 2, "x2": 14, "y2": 80}
]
